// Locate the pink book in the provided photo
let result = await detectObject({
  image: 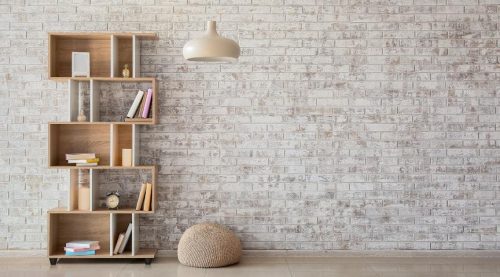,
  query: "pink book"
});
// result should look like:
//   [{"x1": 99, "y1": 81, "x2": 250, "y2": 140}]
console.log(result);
[{"x1": 141, "y1": 88, "x2": 153, "y2": 118}]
